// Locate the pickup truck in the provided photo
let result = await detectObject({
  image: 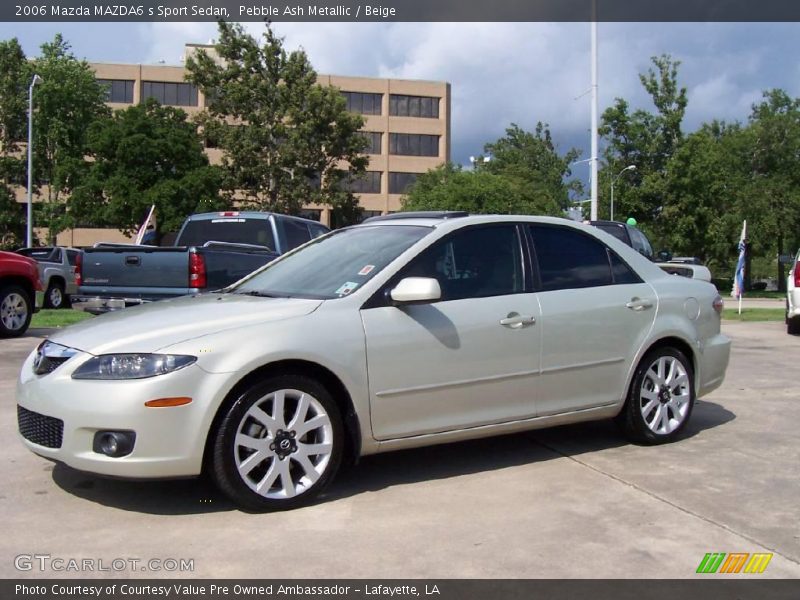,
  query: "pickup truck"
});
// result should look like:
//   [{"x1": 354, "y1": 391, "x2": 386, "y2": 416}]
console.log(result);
[
  {"x1": 73, "y1": 211, "x2": 329, "y2": 314},
  {"x1": 16, "y1": 246, "x2": 80, "y2": 309},
  {"x1": 0, "y1": 250, "x2": 44, "y2": 337},
  {"x1": 589, "y1": 220, "x2": 711, "y2": 282}
]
